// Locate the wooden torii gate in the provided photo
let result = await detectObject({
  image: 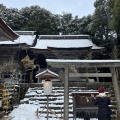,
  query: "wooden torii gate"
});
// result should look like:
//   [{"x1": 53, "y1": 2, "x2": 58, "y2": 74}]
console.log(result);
[{"x1": 46, "y1": 59, "x2": 120, "y2": 120}]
